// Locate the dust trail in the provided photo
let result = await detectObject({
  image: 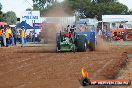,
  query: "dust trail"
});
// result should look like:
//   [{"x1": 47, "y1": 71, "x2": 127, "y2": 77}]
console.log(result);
[
  {"x1": 96, "y1": 36, "x2": 110, "y2": 51},
  {"x1": 41, "y1": 1, "x2": 72, "y2": 51},
  {"x1": 44, "y1": 2, "x2": 71, "y2": 17}
]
